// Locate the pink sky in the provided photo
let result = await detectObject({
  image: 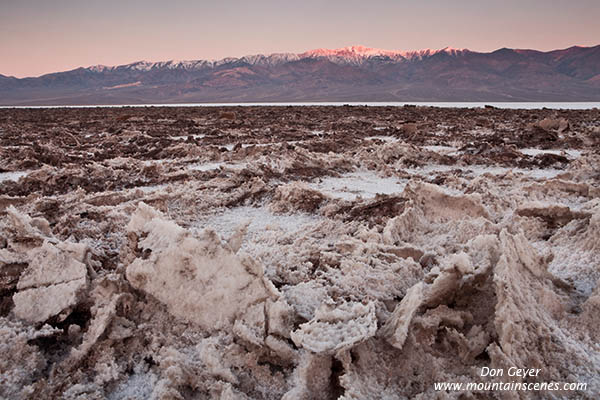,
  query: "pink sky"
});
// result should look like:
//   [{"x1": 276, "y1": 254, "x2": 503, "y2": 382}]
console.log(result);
[{"x1": 1, "y1": 0, "x2": 599, "y2": 78}]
